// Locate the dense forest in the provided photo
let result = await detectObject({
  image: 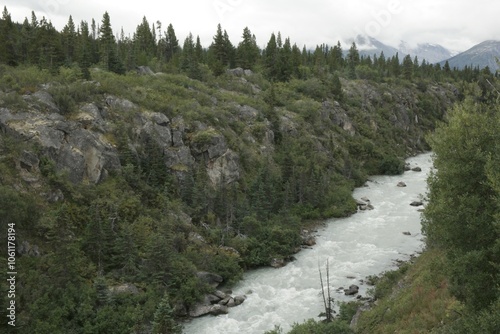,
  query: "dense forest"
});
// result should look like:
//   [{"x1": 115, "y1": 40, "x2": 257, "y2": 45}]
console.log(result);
[{"x1": 0, "y1": 6, "x2": 498, "y2": 333}]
